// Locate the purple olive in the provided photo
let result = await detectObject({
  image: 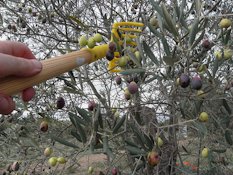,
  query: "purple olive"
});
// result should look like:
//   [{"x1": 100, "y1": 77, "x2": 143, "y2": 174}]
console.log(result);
[
  {"x1": 114, "y1": 76, "x2": 122, "y2": 85},
  {"x1": 128, "y1": 81, "x2": 138, "y2": 94},
  {"x1": 88, "y1": 100, "x2": 97, "y2": 111},
  {"x1": 106, "y1": 50, "x2": 115, "y2": 61},
  {"x1": 179, "y1": 74, "x2": 190, "y2": 88},
  {"x1": 111, "y1": 167, "x2": 118, "y2": 175},
  {"x1": 109, "y1": 42, "x2": 117, "y2": 52},
  {"x1": 57, "y1": 97, "x2": 65, "y2": 109},
  {"x1": 191, "y1": 75, "x2": 202, "y2": 90},
  {"x1": 201, "y1": 39, "x2": 212, "y2": 50}
]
